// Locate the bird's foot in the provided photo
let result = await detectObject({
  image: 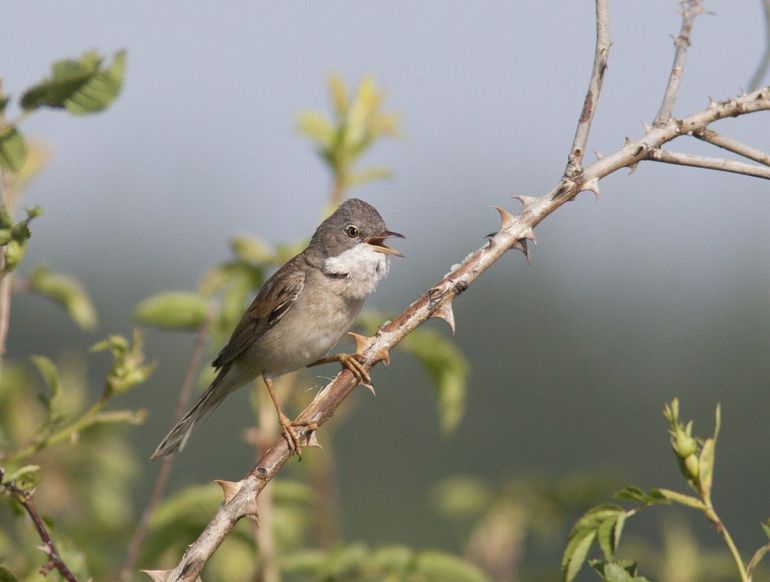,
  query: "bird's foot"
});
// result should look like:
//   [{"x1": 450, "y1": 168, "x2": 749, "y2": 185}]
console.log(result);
[
  {"x1": 278, "y1": 413, "x2": 318, "y2": 459},
  {"x1": 309, "y1": 332, "x2": 391, "y2": 395}
]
